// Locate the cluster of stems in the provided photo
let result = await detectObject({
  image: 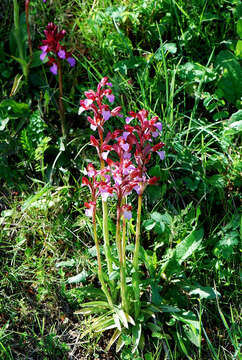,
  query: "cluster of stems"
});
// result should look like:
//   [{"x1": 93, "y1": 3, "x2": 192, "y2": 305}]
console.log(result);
[{"x1": 80, "y1": 77, "x2": 165, "y2": 319}]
